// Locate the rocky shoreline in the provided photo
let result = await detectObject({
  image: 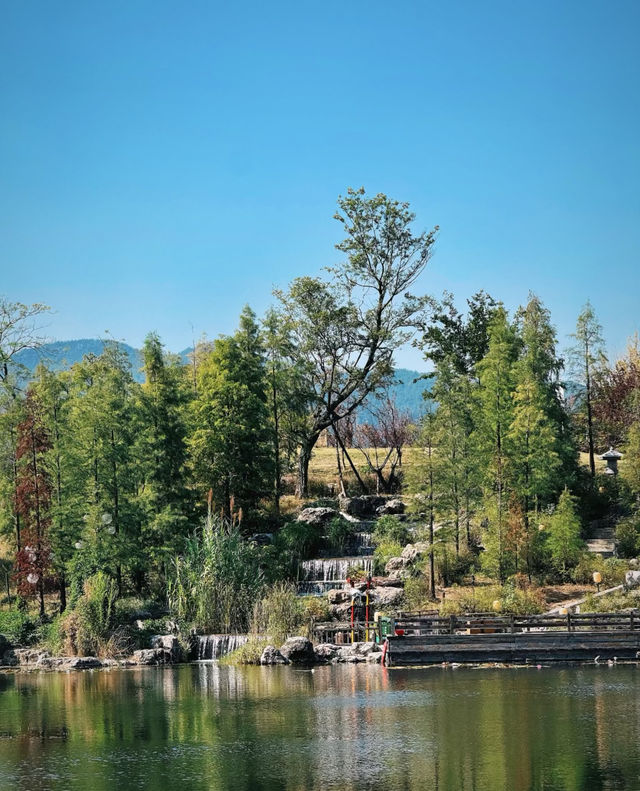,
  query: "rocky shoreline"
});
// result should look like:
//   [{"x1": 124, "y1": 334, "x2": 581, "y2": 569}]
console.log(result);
[{"x1": 0, "y1": 634, "x2": 382, "y2": 672}]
